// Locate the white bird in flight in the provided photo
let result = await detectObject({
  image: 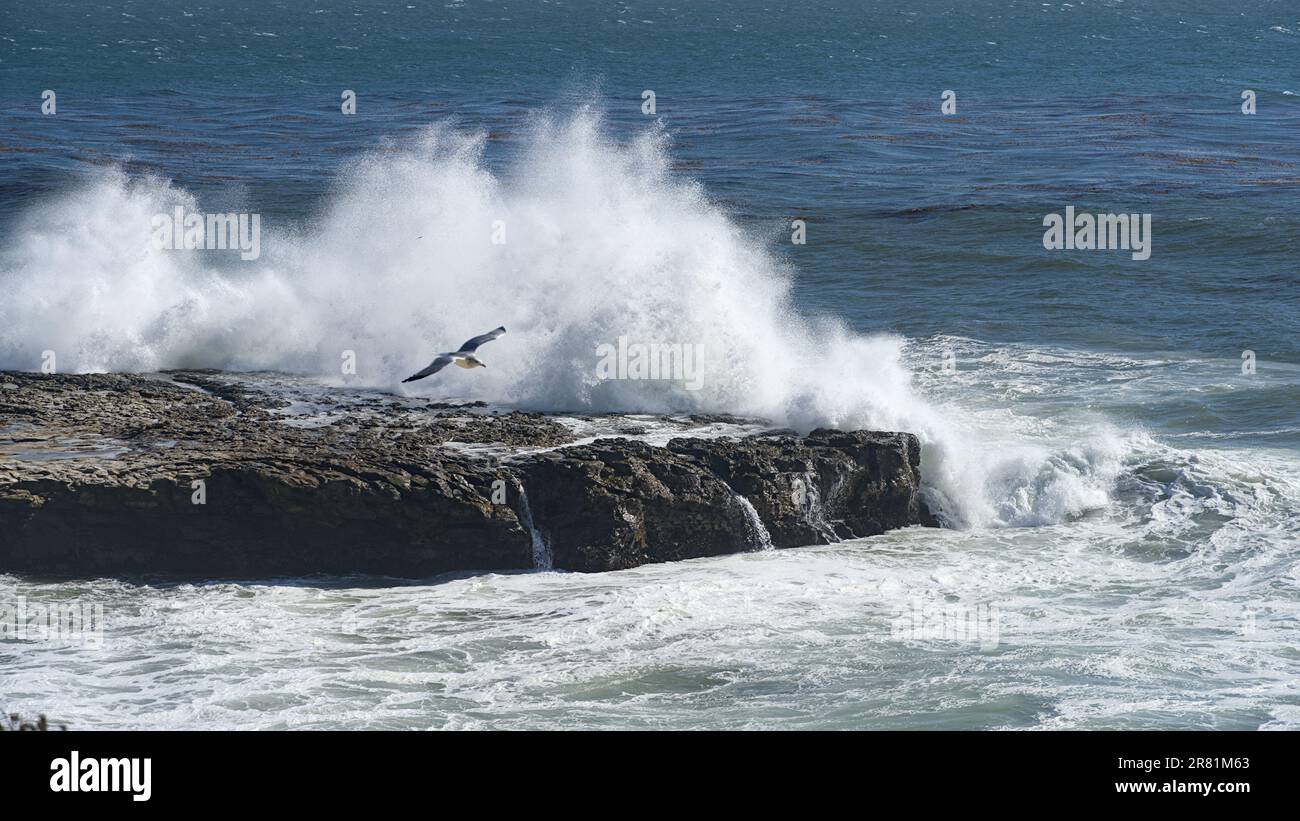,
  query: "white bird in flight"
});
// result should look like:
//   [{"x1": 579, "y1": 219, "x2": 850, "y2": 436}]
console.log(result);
[{"x1": 402, "y1": 326, "x2": 506, "y2": 383}]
